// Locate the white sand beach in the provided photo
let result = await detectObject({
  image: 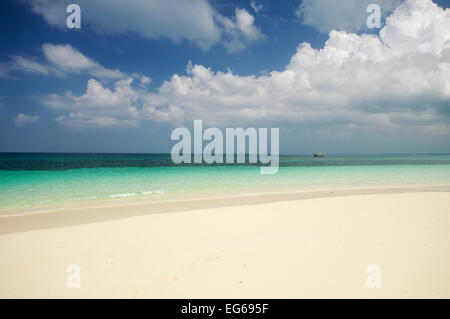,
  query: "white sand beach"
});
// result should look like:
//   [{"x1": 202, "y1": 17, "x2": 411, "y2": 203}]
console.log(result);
[{"x1": 0, "y1": 191, "x2": 449, "y2": 298}]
